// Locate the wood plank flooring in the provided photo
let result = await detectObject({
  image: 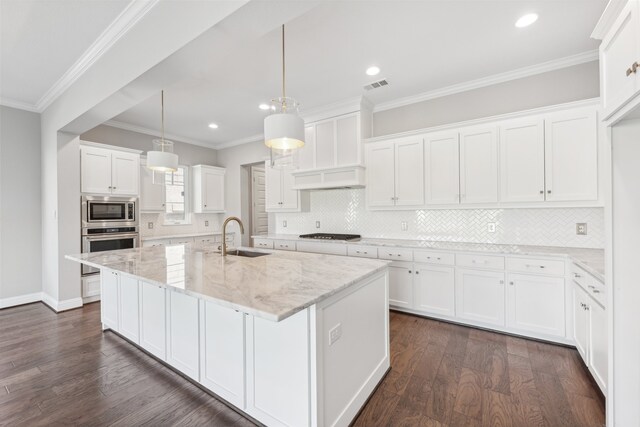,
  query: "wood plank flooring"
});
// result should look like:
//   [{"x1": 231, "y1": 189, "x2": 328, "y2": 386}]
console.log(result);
[{"x1": 0, "y1": 303, "x2": 604, "y2": 427}]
